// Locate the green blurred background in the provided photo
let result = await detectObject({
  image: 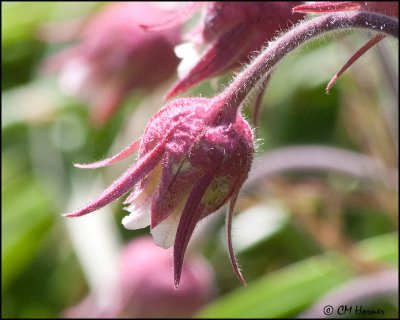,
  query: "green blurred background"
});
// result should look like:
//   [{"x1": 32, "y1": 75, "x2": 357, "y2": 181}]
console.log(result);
[{"x1": 2, "y1": 2, "x2": 398, "y2": 318}]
